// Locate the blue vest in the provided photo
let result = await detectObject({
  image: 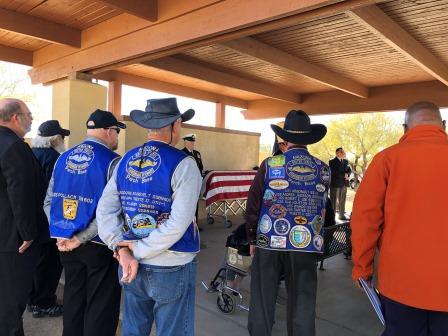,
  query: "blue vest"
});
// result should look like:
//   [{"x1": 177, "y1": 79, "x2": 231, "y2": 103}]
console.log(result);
[
  {"x1": 256, "y1": 148, "x2": 330, "y2": 253},
  {"x1": 50, "y1": 140, "x2": 118, "y2": 243},
  {"x1": 116, "y1": 141, "x2": 199, "y2": 253}
]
